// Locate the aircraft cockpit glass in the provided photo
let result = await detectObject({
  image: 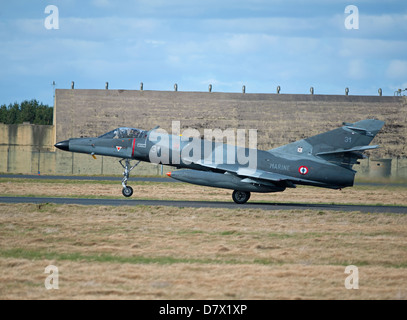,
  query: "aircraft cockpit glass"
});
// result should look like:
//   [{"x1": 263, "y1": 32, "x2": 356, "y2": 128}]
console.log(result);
[{"x1": 98, "y1": 127, "x2": 145, "y2": 139}]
